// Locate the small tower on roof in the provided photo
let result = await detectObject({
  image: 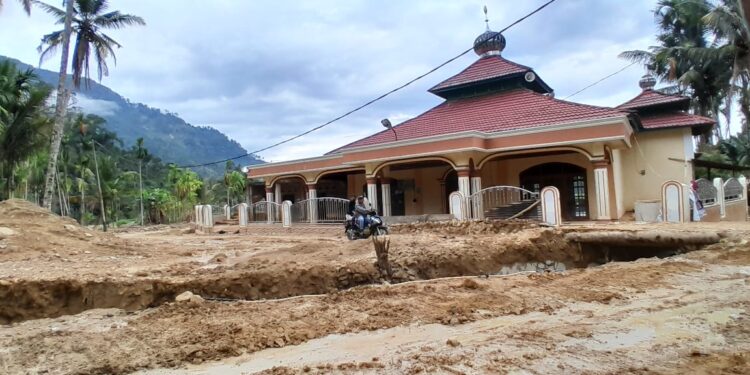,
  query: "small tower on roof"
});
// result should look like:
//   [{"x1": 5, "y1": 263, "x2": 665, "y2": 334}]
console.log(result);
[
  {"x1": 639, "y1": 72, "x2": 657, "y2": 91},
  {"x1": 473, "y1": 6, "x2": 506, "y2": 57}
]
